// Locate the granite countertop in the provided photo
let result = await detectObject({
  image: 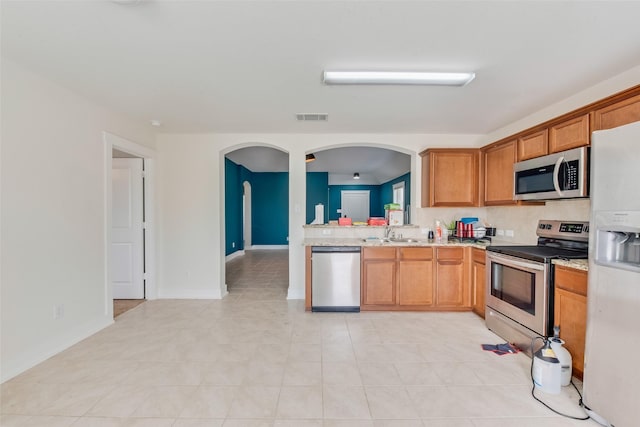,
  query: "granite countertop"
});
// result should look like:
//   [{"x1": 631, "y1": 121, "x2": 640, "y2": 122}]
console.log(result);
[
  {"x1": 303, "y1": 237, "x2": 489, "y2": 250},
  {"x1": 552, "y1": 258, "x2": 589, "y2": 271}
]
